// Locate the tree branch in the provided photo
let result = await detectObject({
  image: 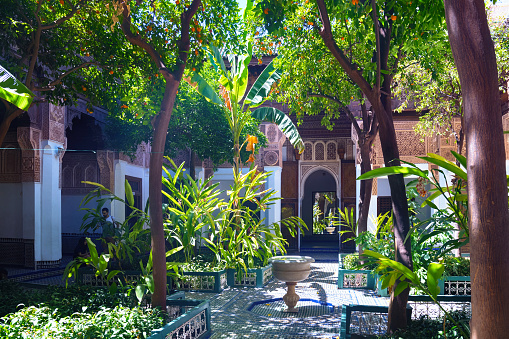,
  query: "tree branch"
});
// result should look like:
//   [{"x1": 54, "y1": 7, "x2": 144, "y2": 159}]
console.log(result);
[
  {"x1": 32, "y1": 61, "x2": 101, "y2": 91},
  {"x1": 371, "y1": 0, "x2": 381, "y2": 93},
  {"x1": 120, "y1": 1, "x2": 167, "y2": 76},
  {"x1": 315, "y1": 0, "x2": 374, "y2": 100},
  {"x1": 41, "y1": 0, "x2": 88, "y2": 30}
]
